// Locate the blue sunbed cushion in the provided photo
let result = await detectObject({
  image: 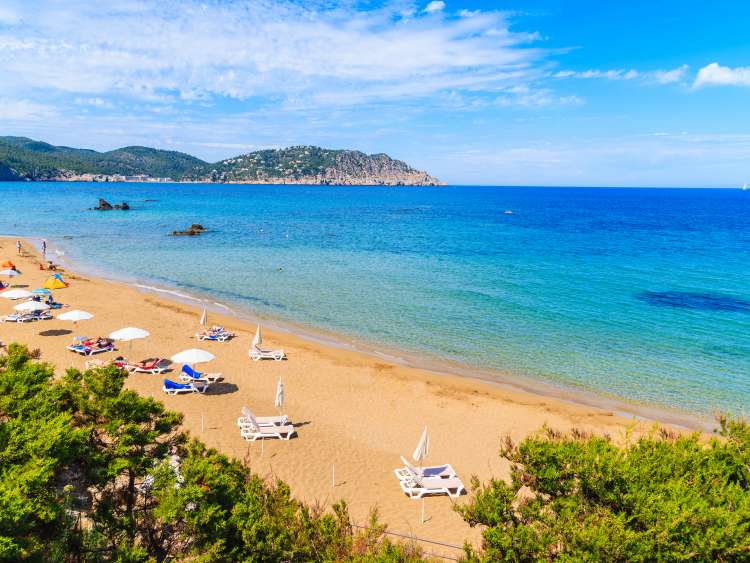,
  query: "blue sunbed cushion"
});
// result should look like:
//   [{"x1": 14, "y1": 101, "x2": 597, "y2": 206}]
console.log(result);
[
  {"x1": 181, "y1": 364, "x2": 202, "y2": 379},
  {"x1": 164, "y1": 379, "x2": 191, "y2": 390}
]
